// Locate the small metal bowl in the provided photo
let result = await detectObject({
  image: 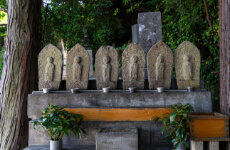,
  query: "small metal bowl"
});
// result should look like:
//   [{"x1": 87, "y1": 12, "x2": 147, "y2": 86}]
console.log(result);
[
  {"x1": 187, "y1": 87, "x2": 194, "y2": 92},
  {"x1": 43, "y1": 88, "x2": 51, "y2": 94},
  {"x1": 71, "y1": 88, "x2": 79, "y2": 94},
  {"x1": 128, "y1": 87, "x2": 136, "y2": 93},
  {"x1": 102, "y1": 87, "x2": 110, "y2": 93},
  {"x1": 156, "y1": 87, "x2": 164, "y2": 93}
]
